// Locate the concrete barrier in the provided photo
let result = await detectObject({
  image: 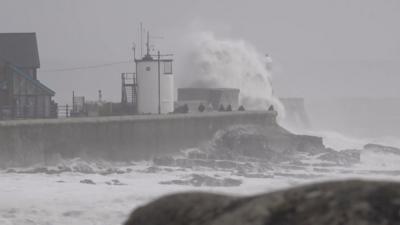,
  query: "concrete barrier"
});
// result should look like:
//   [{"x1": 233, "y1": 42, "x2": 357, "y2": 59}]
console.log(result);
[{"x1": 0, "y1": 111, "x2": 277, "y2": 167}]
